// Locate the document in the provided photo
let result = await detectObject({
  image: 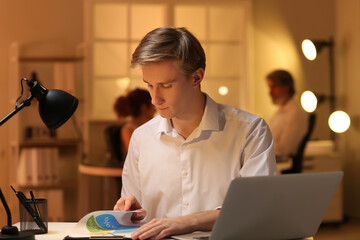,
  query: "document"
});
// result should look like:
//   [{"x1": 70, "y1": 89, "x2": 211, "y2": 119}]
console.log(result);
[{"x1": 67, "y1": 210, "x2": 142, "y2": 238}]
